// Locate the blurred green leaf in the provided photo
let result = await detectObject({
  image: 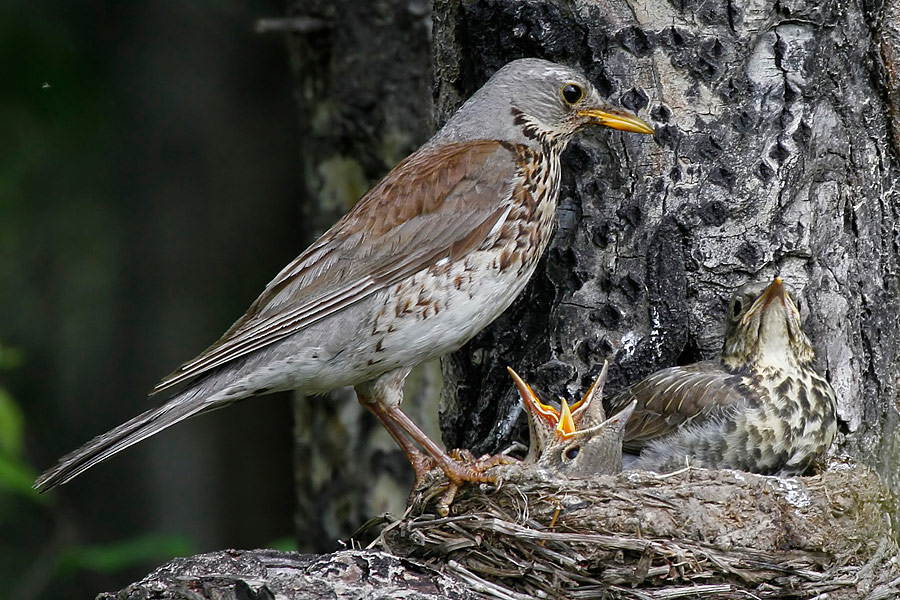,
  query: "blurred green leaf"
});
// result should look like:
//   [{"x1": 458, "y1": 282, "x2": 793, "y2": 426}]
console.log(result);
[
  {"x1": 0, "y1": 387, "x2": 23, "y2": 455},
  {"x1": 0, "y1": 453, "x2": 43, "y2": 504},
  {"x1": 0, "y1": 378, "x2": 41, "y2": 505},
  {"x1": 56, "y1": 533, "x2": 194, "y2": 574},
  {"x1": 0, "y1": 343, "x2": 24, "y2": 370},
  {"x1": 267, "y1": 536, "x2": 298, "y2": 552}
]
